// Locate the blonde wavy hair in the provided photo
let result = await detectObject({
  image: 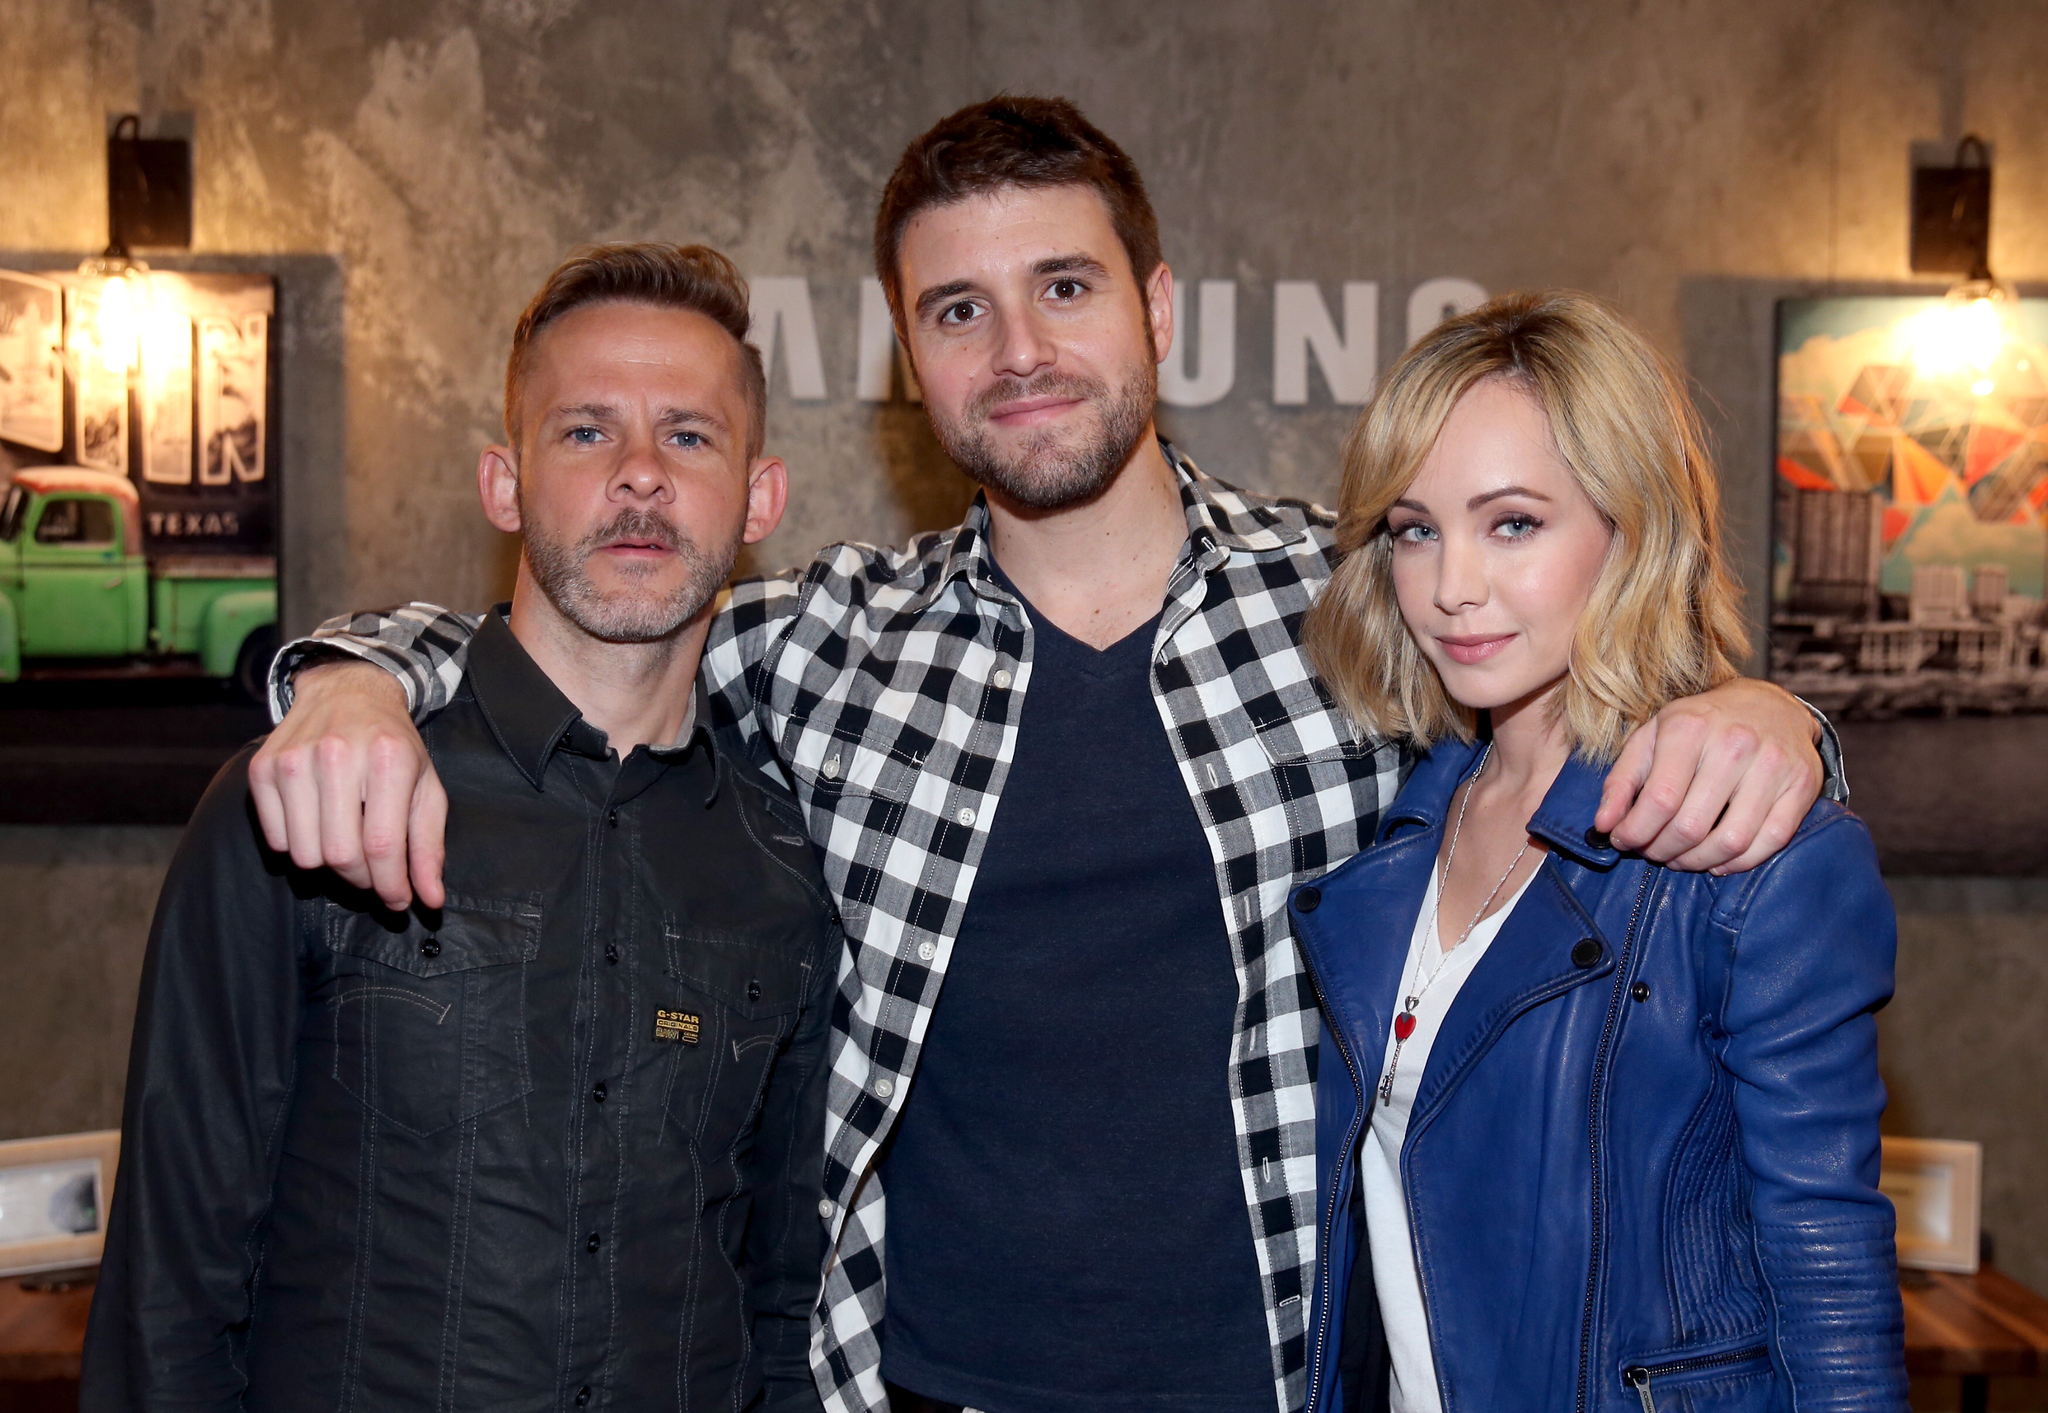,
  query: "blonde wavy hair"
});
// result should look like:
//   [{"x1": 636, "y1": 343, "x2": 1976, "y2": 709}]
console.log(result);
[{"x1": 1303, "y1": 290, "x2": 1748, "y2": 763}]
